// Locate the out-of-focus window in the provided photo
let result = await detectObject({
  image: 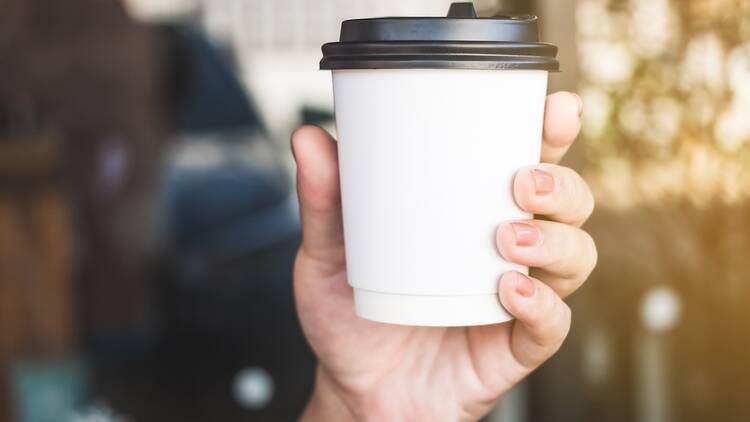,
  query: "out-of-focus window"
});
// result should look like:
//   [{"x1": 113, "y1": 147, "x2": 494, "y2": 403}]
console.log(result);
[
  {"x1": 196, "y1": 0, "x2": 502, "y2": 142},
  {"x1": 197, "y1": 0, "x2": 461, "y2": 140},
  {"x1": 561, "y1": 1, "x2": 750, "y2": 422},
  {"x1": 578, "y1": 0, "x2": 750, "y2": 207}
]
